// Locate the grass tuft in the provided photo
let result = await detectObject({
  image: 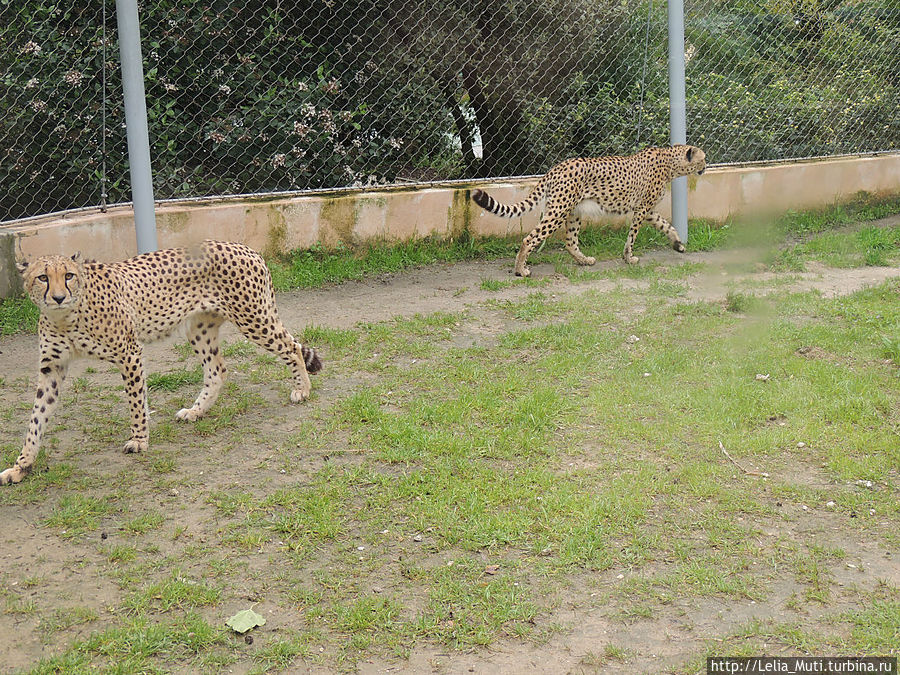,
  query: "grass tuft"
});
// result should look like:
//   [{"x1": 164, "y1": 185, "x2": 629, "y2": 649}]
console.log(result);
[
  {"x1": 0, "y1": 295, "x2": 39, "y2": 335},
  {"x1": 147, "y1": 367, "x2": 203, "y2": 392}
]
